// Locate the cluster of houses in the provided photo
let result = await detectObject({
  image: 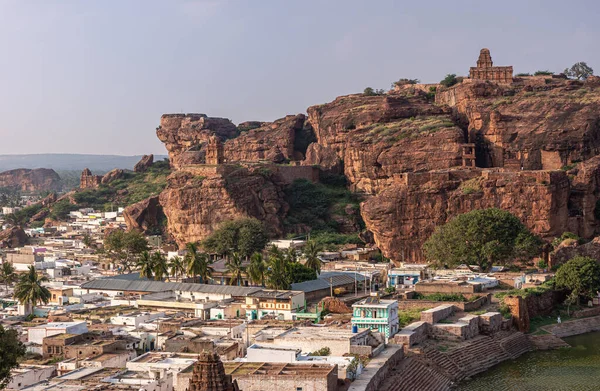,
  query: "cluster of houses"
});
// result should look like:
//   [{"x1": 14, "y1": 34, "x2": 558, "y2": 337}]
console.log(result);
[{"x1": 0, "y1": 204, "x2": 554, "y2": 391}]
